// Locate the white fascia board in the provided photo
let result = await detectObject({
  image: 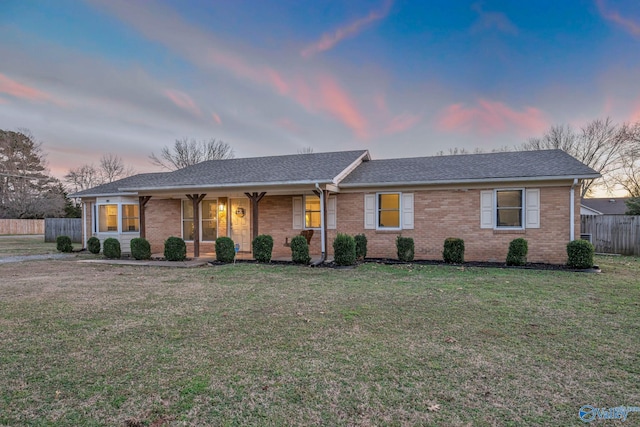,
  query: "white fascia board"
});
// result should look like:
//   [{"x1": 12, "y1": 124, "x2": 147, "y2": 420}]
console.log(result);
[
  {"x1": 119, "y1": 179, "x2": 335, "y2": 193},
  {"x1": 332, "y1": 150, "x2": 371, "y2": 185},
  {"x1": 338, "y1": 174, "x2": 601, "y2": 189}
]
